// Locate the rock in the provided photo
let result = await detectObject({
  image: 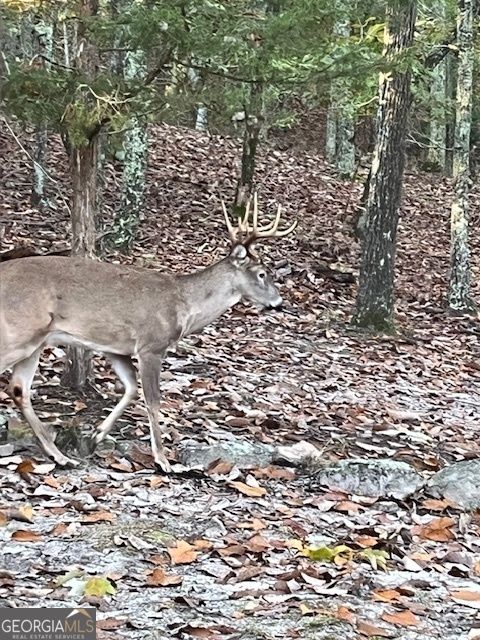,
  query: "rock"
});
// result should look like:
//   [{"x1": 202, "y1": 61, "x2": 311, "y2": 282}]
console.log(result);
[
  {"x1": 308, "y1": 458, "x2": 424, "y2": 499},
  {"x1": 427, "y1": 459, "x2": 480, "y2": 511},
  {"x1": 274, "y1": 440, "x2": 322, "y2": 464},
  {"x1": 178, "y1": 437, "x2": 274, "y2": 470}
]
